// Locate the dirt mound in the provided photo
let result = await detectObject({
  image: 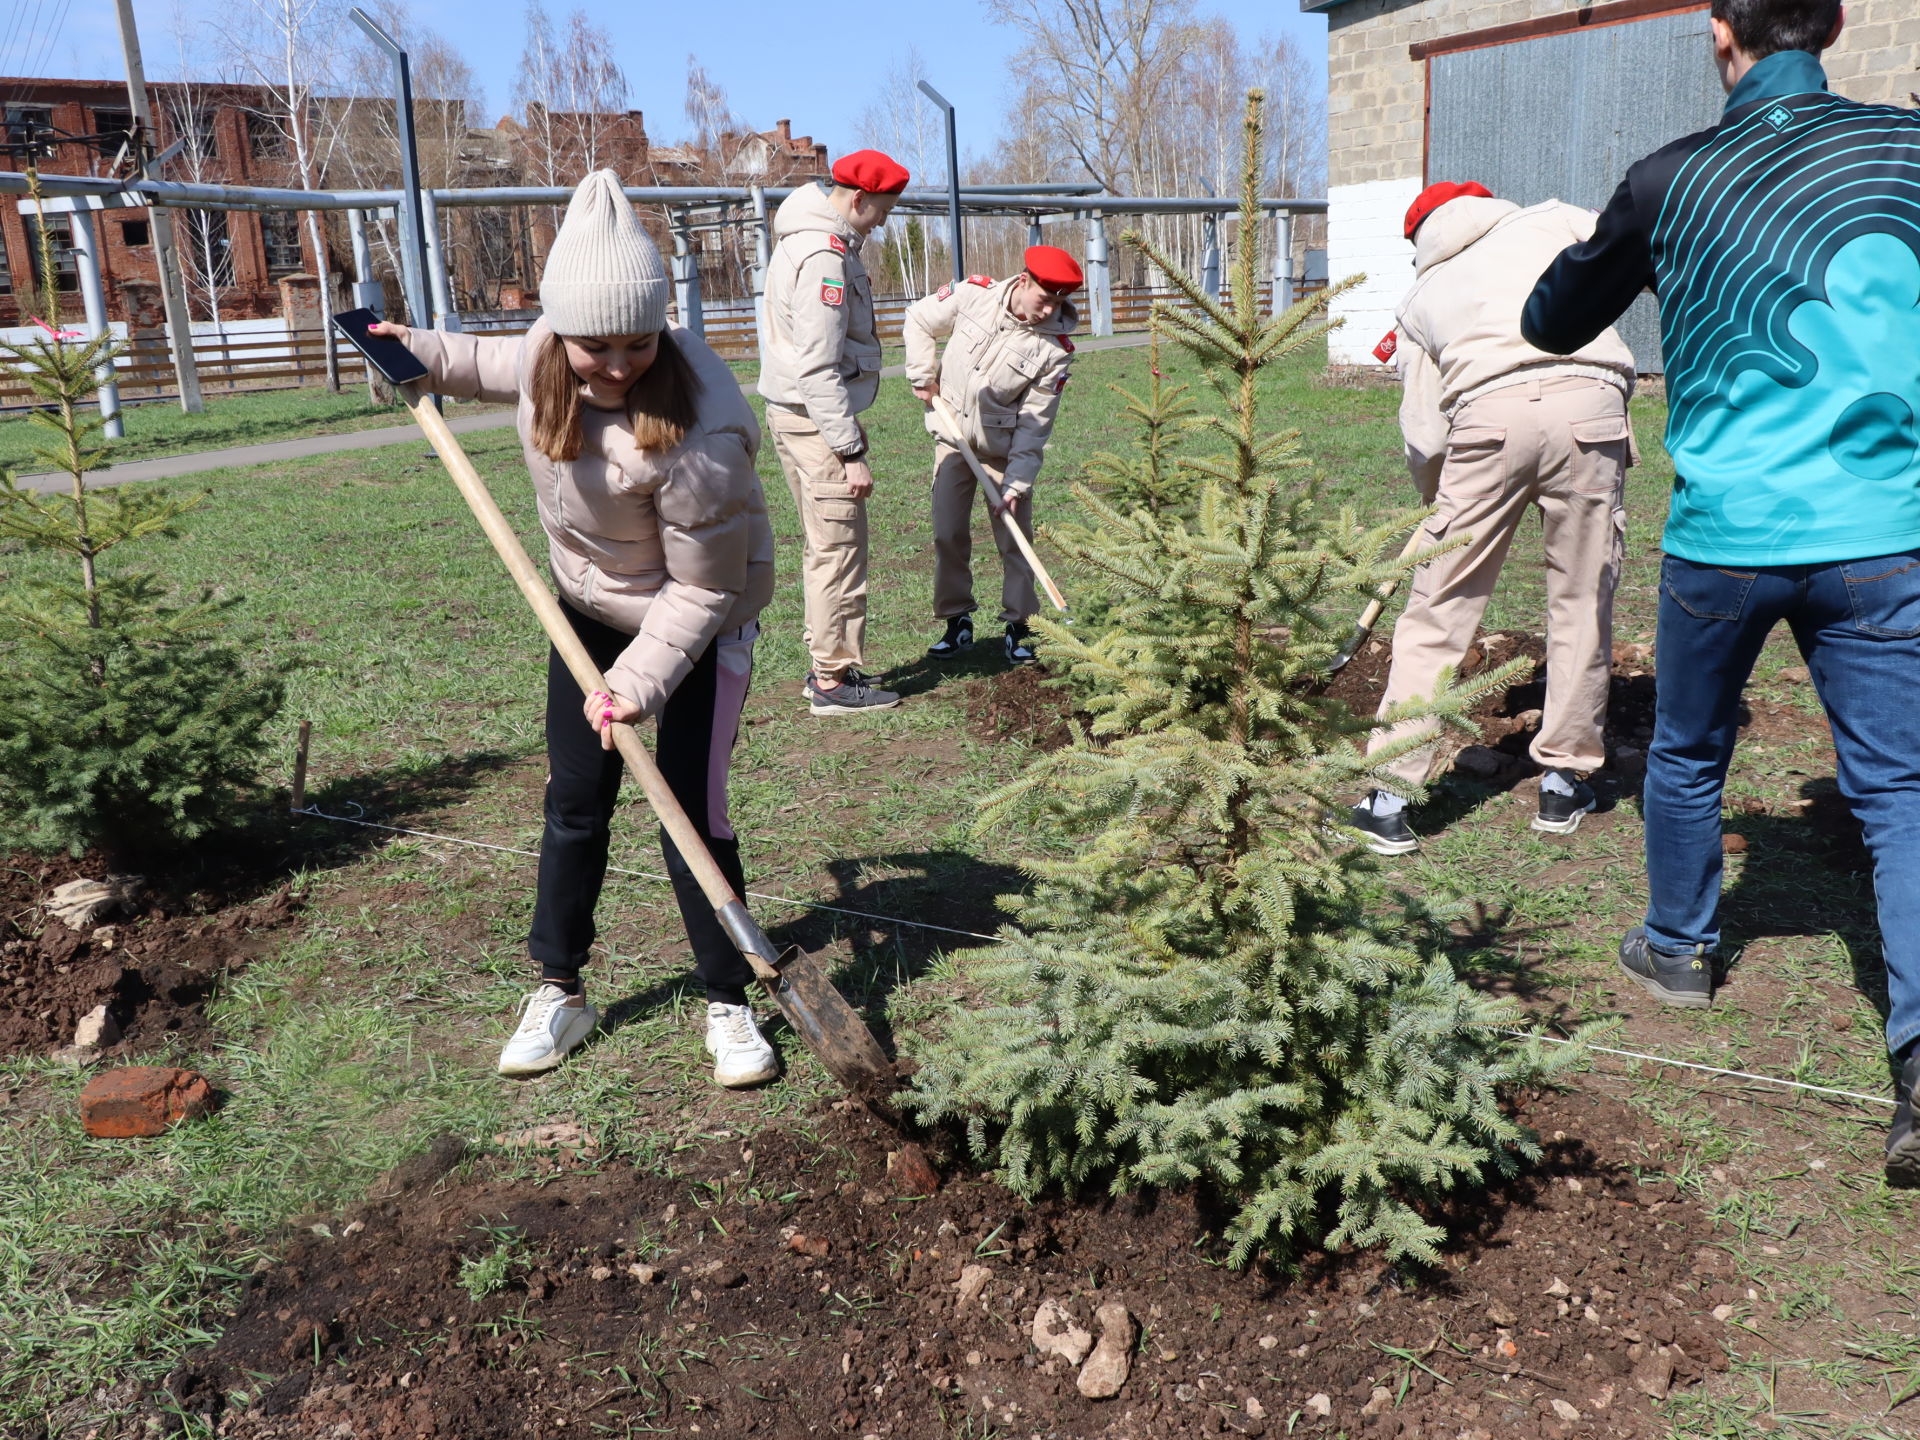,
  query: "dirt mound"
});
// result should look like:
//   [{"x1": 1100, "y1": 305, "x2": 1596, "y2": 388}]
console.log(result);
[
  {"x1": 964, "y1": 663, "x2": 1079, "y2": 750},
  {"x1": 0, "y1": 853, "x2": 301, "y2": 1058},
  {"x1": 160, "y1": 1087, "x2": 1728, "y2": 1440}
]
